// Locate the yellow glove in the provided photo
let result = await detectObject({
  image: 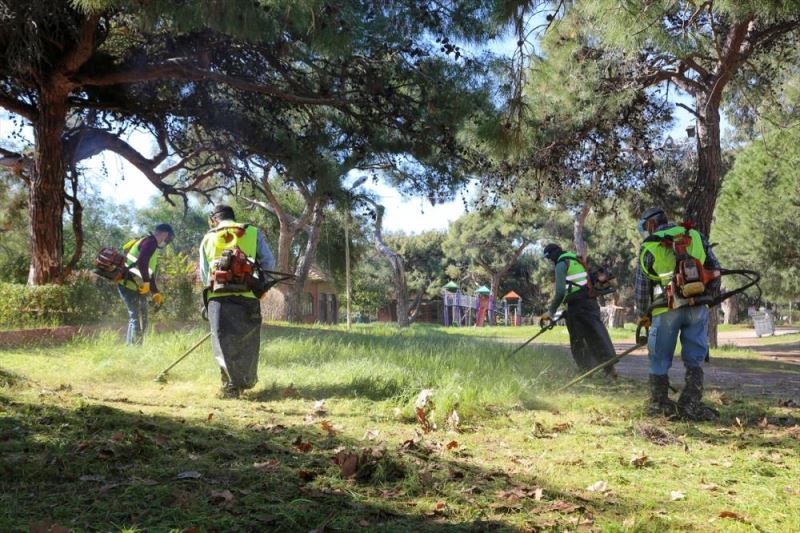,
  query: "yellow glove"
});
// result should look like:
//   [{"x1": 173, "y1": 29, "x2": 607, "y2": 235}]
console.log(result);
[
  {"x1": 637, "y1": 315, "x2": 651, "y2": 329},
  {"x1": 138, "y1": 282, "x2": 150, "y2": 295},
  {"x1": 538, "y1": 311, "x2": 553, "y2": 328},
  {"x1": 152, "y1": 292, "x2": 164, "y2": 306}
]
